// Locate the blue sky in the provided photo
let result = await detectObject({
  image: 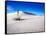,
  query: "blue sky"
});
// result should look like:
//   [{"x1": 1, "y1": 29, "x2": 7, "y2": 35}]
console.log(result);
[{"x1": 6, "y1": 1, "x2": 45, "y2": 16}]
